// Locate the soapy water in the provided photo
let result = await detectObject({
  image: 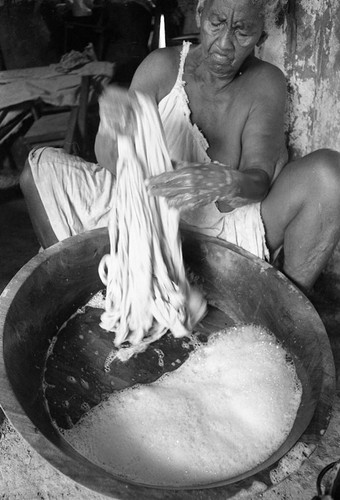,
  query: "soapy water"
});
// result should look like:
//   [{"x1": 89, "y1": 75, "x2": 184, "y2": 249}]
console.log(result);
[{"x1": 60, "y1": 324, "x2": 302, "y2": 487}]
